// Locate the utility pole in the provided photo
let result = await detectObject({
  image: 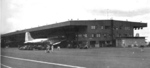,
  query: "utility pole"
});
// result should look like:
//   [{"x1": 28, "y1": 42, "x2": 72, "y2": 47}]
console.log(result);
[{"x1": 106, "y1": 9, "x2": 109, "y2": 19}]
